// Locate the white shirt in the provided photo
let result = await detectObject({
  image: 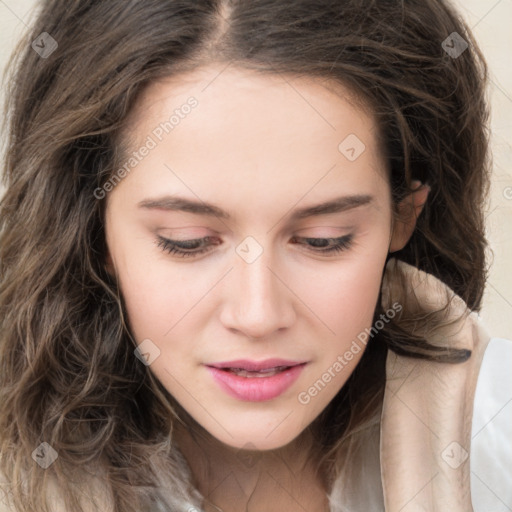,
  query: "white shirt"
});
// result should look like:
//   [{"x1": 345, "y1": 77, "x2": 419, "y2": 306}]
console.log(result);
[{"x1": 471, "y1": 337, "x2": 512, "y2": 511}]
